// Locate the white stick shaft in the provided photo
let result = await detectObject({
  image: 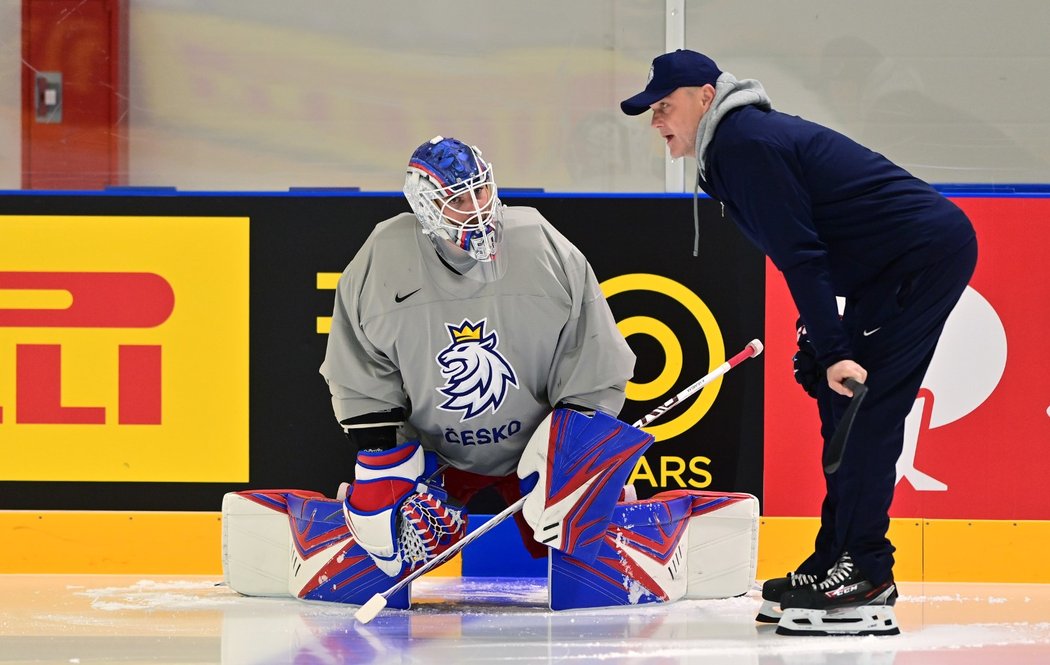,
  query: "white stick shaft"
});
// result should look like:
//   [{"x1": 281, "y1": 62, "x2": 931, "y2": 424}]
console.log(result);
[{"x1": 634, "y1": 338, "x2": 763, "y2": 427}]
